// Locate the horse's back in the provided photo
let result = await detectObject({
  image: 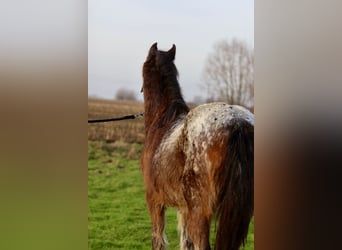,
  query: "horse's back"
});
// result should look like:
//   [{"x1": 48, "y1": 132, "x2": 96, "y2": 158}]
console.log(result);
[
  {"x1": 186, "y1": 102, "x2": 253, "y2": 129},
  {"x1": 184, "y1": 102, "x2": 253, "y2": 148}
]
